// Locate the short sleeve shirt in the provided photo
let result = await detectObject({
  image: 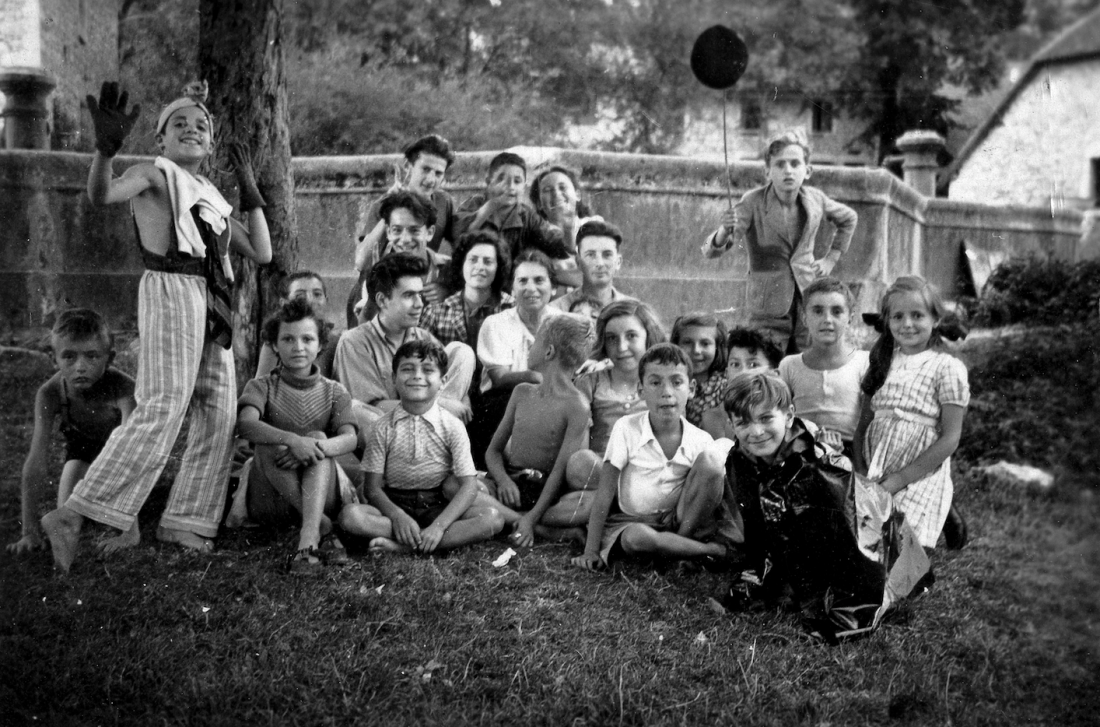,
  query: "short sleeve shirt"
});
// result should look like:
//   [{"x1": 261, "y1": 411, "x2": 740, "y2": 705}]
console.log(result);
[
  {"x1": 238, "y1": 367, "x2": 357, "y2": 437},
  {"x1": 476, "y1": 306, "x2": 563, "y2": 392},
  {"x1": 362, "y1": 403, "x2": 477, "y2": 490},
  {"x1": 604, "y1": 411, "x2": 714, "y2": 517}
]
